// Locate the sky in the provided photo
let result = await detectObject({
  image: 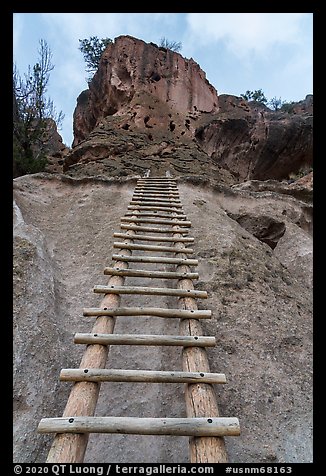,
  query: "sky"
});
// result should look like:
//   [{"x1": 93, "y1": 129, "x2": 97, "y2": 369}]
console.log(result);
[{"x1": 13, "y1": 13, "x2": 313, "y2": 147}]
